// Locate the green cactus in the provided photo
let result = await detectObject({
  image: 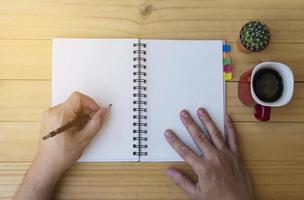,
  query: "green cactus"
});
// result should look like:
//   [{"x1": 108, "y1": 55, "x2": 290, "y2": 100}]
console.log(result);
[{"x1": 240, "y1": 21, "x2": 270, "y2": 52}]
